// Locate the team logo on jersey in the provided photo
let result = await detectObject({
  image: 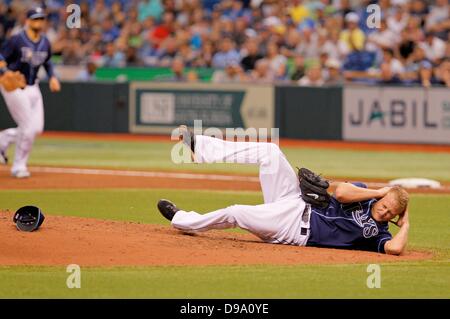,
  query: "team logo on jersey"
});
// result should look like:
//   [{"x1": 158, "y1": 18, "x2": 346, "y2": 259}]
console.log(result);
[
  {"x1": 20, "y1": 47, "x2": 48, "y2": 66},
  {"x1": 351, "y1": 207, "x2": 379, "y2": 239}
]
